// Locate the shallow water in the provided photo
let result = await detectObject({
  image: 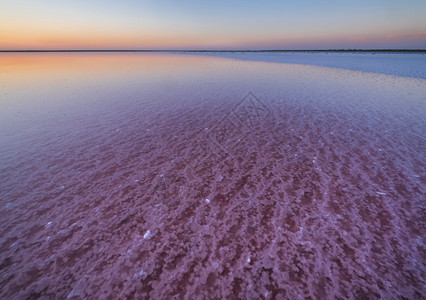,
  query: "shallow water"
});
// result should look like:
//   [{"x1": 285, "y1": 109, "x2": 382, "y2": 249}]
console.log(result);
[
  {"x1": 198, "y1": 52, "x2": 426, "y2": 79},
  {"x1": 0, "y1": 53, "x2": 425, "y2": 299}
]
